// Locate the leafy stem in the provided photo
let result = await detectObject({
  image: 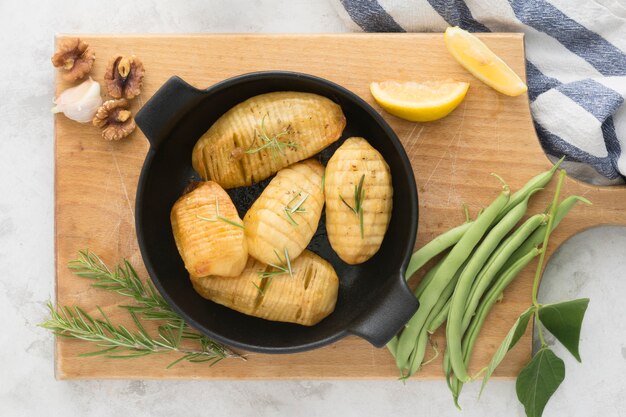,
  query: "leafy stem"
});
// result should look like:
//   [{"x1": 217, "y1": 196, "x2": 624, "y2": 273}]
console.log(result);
[
  {"x1": 245, "y1": 114, "x2": 297, "y2": 158},
  {"x1": 339, "y1": 174, "x2": 366, "y2": 239},
  {"x1": 42, "y1": 250, "x2": 243, "y2": 367},
  {"x1": 532, "y1": 170, "x2": 566, "y2": 308},
  {"x1": 283, "y1": 192, "x2": 308, "y2": 226},
  {"x1": 253, "y1": 248, "x2": 294, "y2": 295},
  {"x1": 197, "y1": 196, "x2": 244, "y2": 229}
]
